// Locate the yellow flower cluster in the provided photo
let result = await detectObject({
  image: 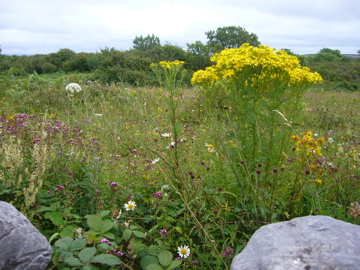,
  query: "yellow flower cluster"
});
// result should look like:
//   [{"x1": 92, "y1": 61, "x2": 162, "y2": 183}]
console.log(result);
[
  {"x1": 191, "y1": 43, "x2": 323, "y2": 87},
  {"x1": 151, "y1": 60, "x2": 185, "y2": 69},
  {"x1": 291, "y1": 131, "x2": 326, "y2": 156}
]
